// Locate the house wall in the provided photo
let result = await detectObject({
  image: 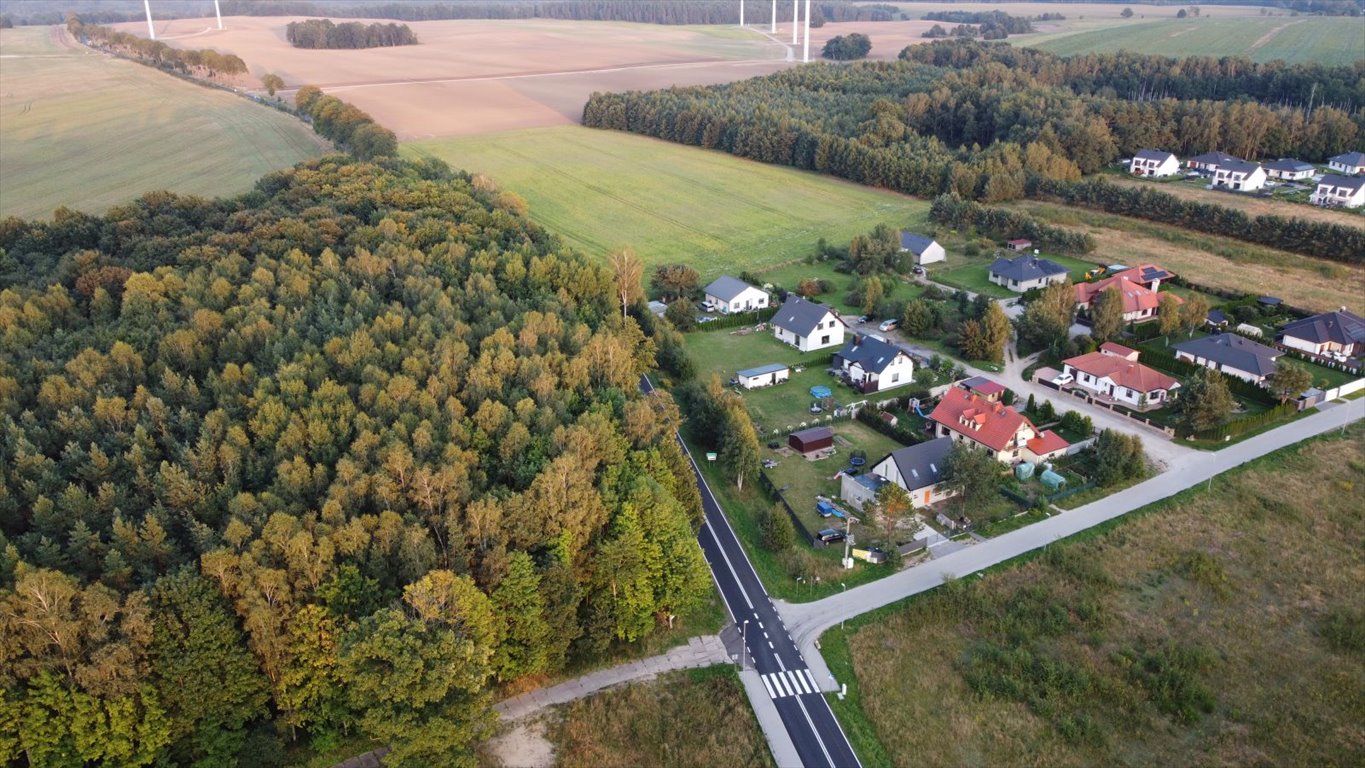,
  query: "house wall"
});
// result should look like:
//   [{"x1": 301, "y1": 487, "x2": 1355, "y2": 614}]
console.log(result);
[
  {"x1": 1281, "y1": 335, "x2": 1327, "y2": 356},
  {"x1": 840, "y1": 474, "x2": 878, "y2": 511},
  {"x1": 1329, "y1": 160, "x2": 1365, "y2": 174},
  {"x1": 992, "y1": 272, "x2": 1065, "y2": 293},
  {"x1": 918, "y1": 243, "x2": 946, "y2": 265},
  {"x1": 1132, "y1": 156, "x2": 1179, "y2": 177},
  {"x1": 1310, "y1": 184, "x2": 1365, "y2": 208},
  {"x1": 869, "y1": 457, "x2": 953, "y2": 509},
  {"x1": 739, "y1": 369, "x2": 789, "y2": 389},
  {"x1": 781, "y1": 318, "x2": 844, "y2": 351},
  {"x1": 1175, "y1": 350, "x2": 1267, "y2": 383},
  {"x1": 934, "y1": 423, "x2": 1015, "y2": 463}
]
